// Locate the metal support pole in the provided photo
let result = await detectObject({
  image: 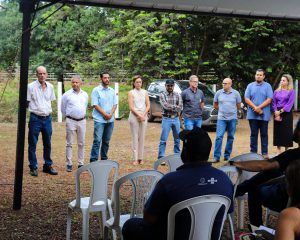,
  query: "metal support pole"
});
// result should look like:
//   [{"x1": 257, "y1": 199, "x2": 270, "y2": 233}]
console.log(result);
[{"x1": 13, "y1": 0, "x2": 34, "y2": 210}]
